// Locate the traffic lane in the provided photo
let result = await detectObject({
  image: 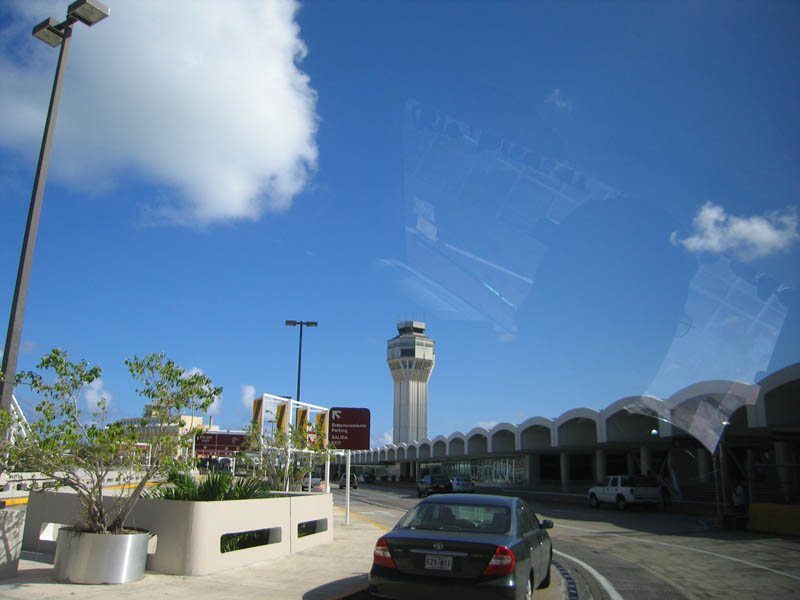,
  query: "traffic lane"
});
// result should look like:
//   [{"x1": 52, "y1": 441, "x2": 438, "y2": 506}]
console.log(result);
[
  {"x1": 337, "y1": 487, "x2": 800, "y2": 599},
  {"x1": 536, "y1": 502, "x2": 800, "y2": 599},
  {"x1": 332, "y1": 487, "x2": 568, "y2": 600}
]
